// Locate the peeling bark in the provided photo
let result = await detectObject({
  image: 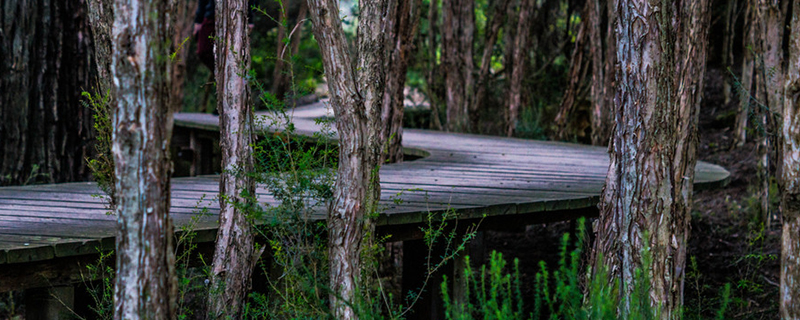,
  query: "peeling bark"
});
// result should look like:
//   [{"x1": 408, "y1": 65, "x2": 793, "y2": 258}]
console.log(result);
[
  {"x1": 205, "y1": 0, "x2": 259, "y2": 318},
  {"x1": 111, "y1": 0, "x2": 177, "y2": 318},
  {"x1": 780, "y1": 2, "x2": 800, "y2": 317},
  {"x1": 306, "y1": 0, "x2": 388, "y2": 317},
  {"x1": 590, "y1": 0, "x2": 710, "y2": 318}
]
